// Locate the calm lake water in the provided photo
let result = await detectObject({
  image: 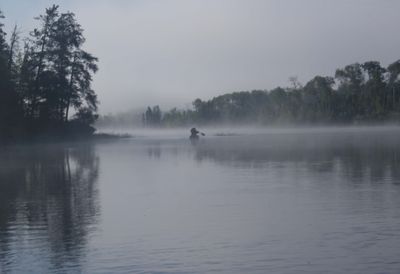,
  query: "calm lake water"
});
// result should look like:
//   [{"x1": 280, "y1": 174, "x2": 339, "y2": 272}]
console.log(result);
[{"x1": 1, "y1": 127, "x2": 400, "y2": 273}]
